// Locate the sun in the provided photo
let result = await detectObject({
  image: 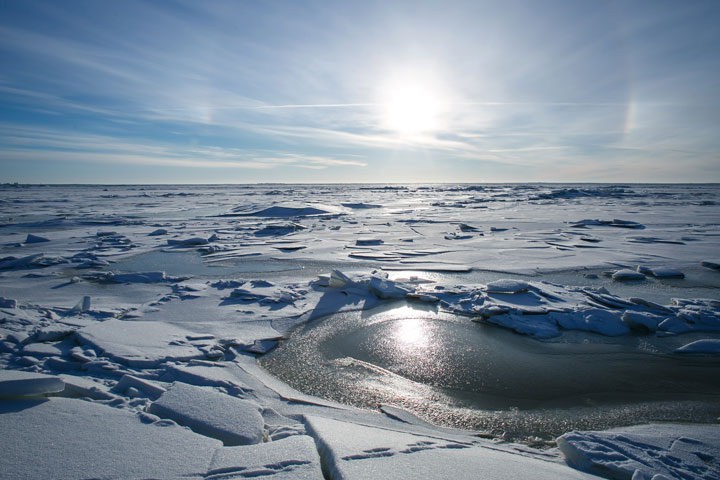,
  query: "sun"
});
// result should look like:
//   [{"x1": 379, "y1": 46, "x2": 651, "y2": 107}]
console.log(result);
[{"x1": 378, "y1": 76, "x2": 447, "y2": 136}]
